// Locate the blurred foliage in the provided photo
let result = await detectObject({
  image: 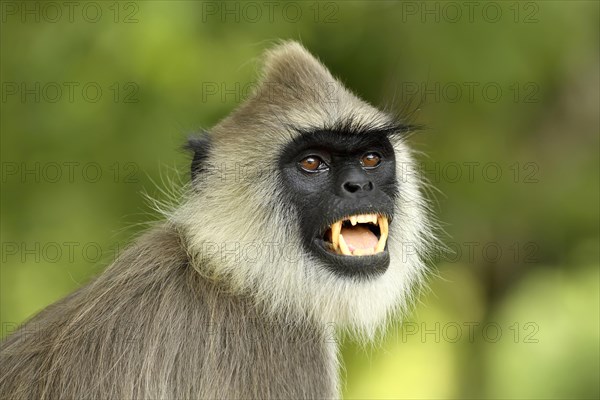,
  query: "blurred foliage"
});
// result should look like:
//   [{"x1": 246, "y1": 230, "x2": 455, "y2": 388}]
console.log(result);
[{"x1": 1, "y1": 1, "x2": 598, "y2": 399}]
